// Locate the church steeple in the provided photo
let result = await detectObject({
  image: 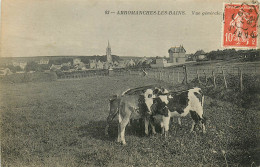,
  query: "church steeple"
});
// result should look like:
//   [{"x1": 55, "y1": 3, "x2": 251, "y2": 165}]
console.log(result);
[
  {"x1": 106, "y1": 40, "x2": 112, "y2": 63},
  {"x1": 107, "y1": 40, "x2": 111, "y2": 49}
]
